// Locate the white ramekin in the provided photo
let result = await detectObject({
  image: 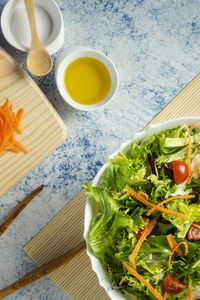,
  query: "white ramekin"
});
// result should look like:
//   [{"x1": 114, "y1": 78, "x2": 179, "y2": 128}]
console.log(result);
[
  {"x1": 55, "y1": 46, "x2": 119, "y2": 111},
  {"x1": 1, "y1": 0, "x2": 64, "y2": 55},
  {"x1": 84, "y1": 117, "x2": 200, "y2": 300}
]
